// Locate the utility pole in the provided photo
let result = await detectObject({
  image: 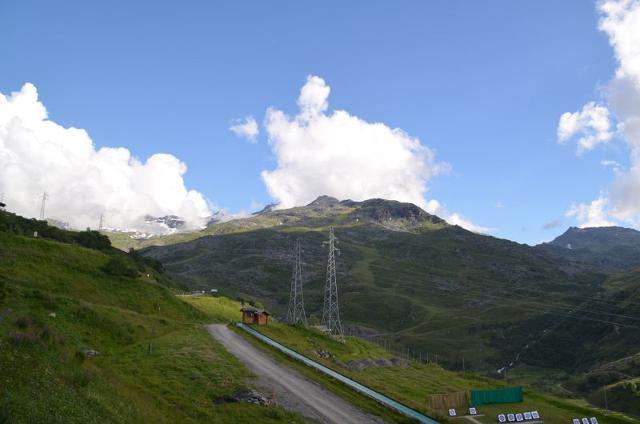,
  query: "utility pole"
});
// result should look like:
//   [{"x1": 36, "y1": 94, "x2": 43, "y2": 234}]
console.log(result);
[
  {"x1": 286, "y1": 238, "x2": 307, "y2": 326},
  {"x1": 39, "y1": 192, "x2": 48, "y2": 220},
  {"x1": 322, "y1": 227, "x2": 344, "y2": 338}
]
